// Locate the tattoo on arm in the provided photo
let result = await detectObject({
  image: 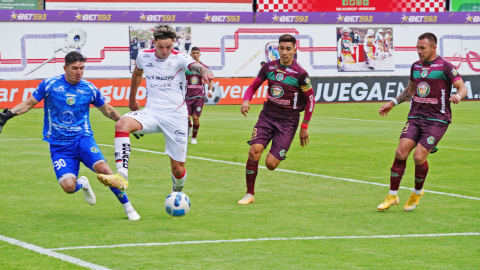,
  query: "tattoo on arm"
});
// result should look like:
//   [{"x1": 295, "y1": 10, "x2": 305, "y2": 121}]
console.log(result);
[
  {"x1": 394, "y1": 81, "x2": 415, "y2": 104},
  {"x1": 109, "y1": 112, "x2": 120, "y2": 122},
  {"x1": 190, "y1": 63, "x2": 212, "y2": 76}
]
